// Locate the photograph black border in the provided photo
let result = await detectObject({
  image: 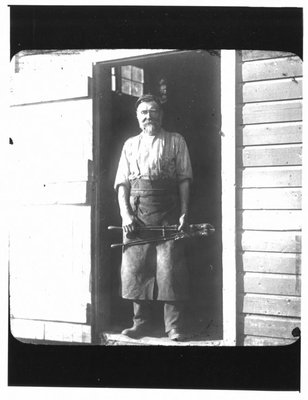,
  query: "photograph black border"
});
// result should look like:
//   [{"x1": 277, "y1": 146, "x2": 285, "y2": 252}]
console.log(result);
[{"x1": 9, "y1": 5, "x2": 302, "y2": 390}]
